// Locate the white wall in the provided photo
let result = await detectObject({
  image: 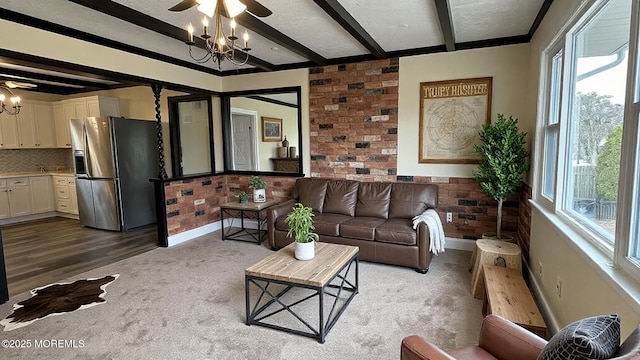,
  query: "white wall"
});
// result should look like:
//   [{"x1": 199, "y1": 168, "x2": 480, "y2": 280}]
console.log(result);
[
  {"x1": 526, "y1": 0, "x2": 640, "y2": 337},
  {"x1": 398, "y1": 44, "x2": 531, "y2": 178}
]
